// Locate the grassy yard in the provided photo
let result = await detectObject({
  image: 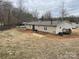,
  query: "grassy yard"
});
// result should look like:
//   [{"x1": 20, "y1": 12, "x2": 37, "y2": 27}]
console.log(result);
[{"x1": 0, "y1": 28, "x2": 79, "y2": 59}]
